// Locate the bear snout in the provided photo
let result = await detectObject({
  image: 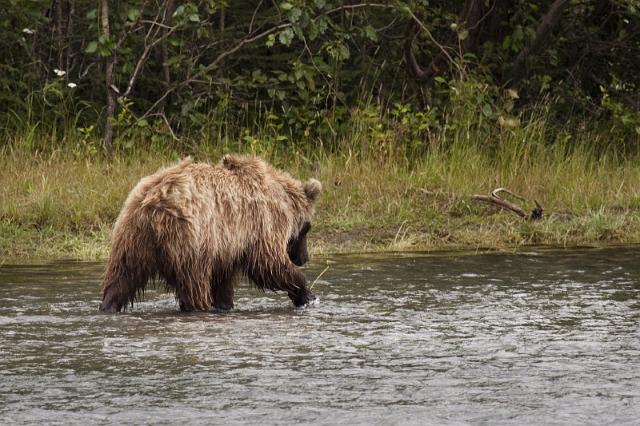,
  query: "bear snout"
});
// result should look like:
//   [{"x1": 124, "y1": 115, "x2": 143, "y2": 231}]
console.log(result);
[
  {"x1": 291, "y1": 251, "x2": 309, "y2": 267},
  {"x1": 290, "y1": 289, "x2": 317, "y2": 307}
]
